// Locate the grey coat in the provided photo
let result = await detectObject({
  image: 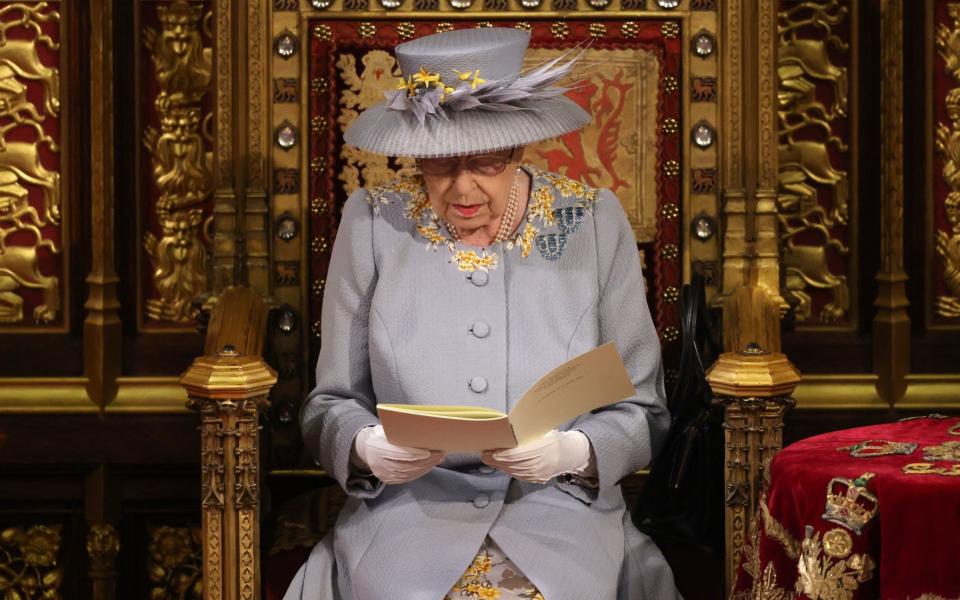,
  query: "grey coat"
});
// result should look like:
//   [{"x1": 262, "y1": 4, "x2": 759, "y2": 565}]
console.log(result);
[{"x1": 284, "y1": 165, "x2": 681, "y2": 600}]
